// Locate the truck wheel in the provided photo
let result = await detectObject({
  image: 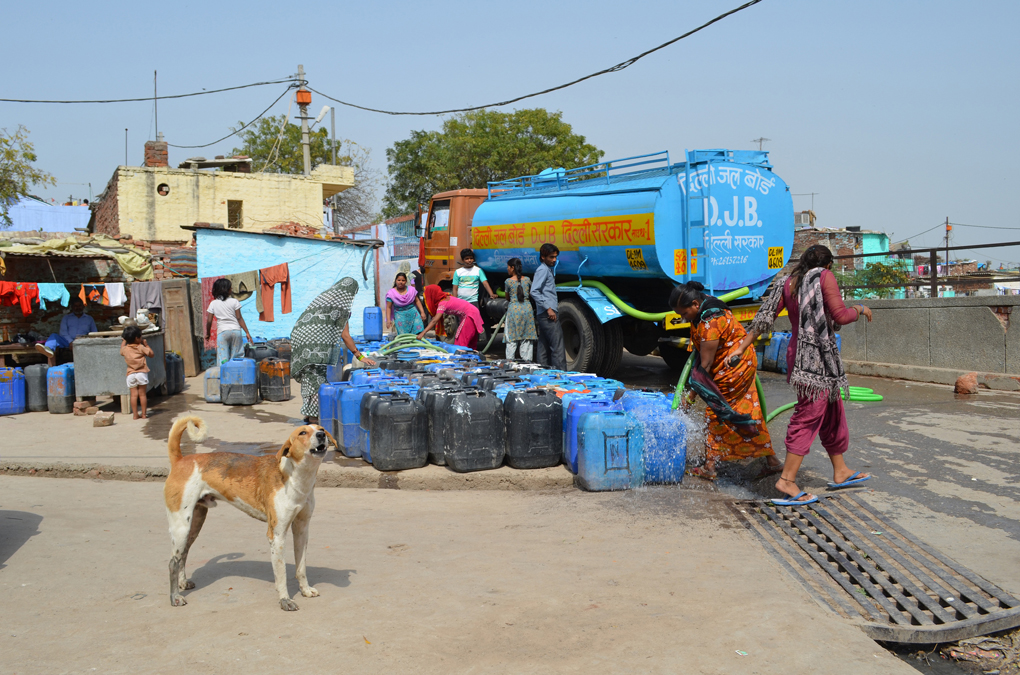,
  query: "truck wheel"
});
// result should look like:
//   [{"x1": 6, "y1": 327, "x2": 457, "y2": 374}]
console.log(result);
[
  {"x1": 558, "y1": 298, "x2": 599, "y2": 373},
  {"x1": 659, "y1": 343, "x2": 691, "y2": 371},
  {"x1": 596, "y1": 319, "x2": 624, "y2": 377},
  {"x1": 622, "y1": 320, "x2": 660, "y2": 357}
]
